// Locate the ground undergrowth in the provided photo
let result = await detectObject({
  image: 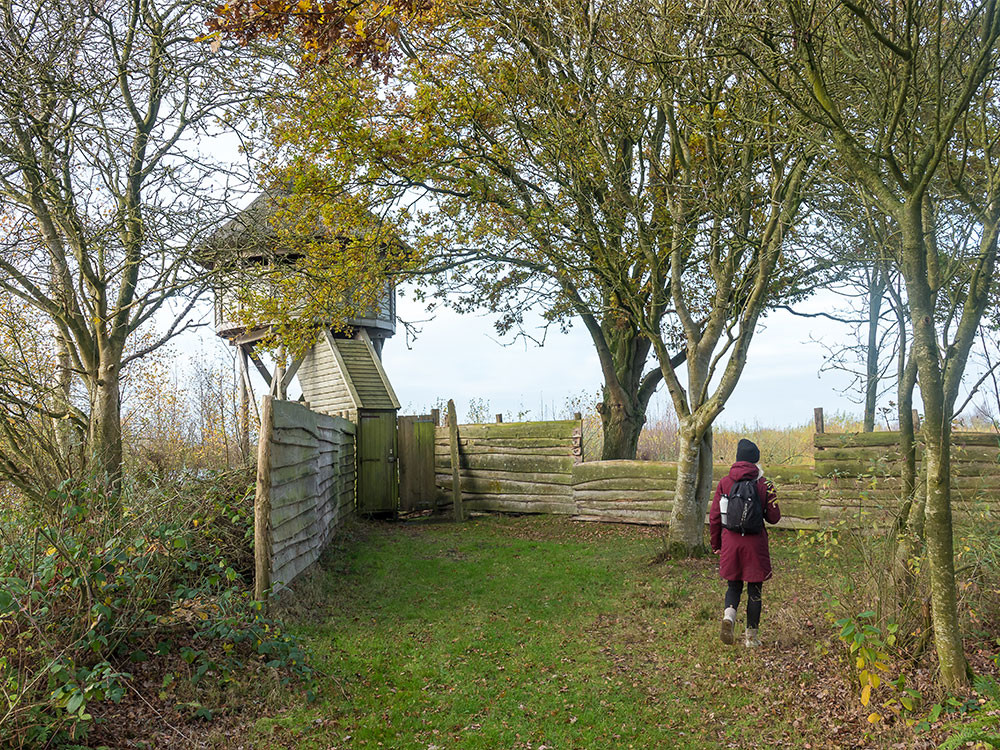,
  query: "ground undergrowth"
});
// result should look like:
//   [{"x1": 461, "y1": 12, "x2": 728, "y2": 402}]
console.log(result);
[{"x1": 226, "y1": 515, "x2": 1000, "y2": 750}]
